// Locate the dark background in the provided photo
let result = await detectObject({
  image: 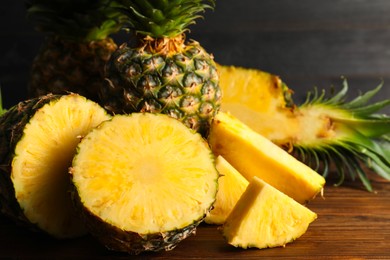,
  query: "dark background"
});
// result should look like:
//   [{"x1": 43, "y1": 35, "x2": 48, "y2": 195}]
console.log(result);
[{"x1": 1, "y1": 0, "x2": 390, "y2": 112}]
